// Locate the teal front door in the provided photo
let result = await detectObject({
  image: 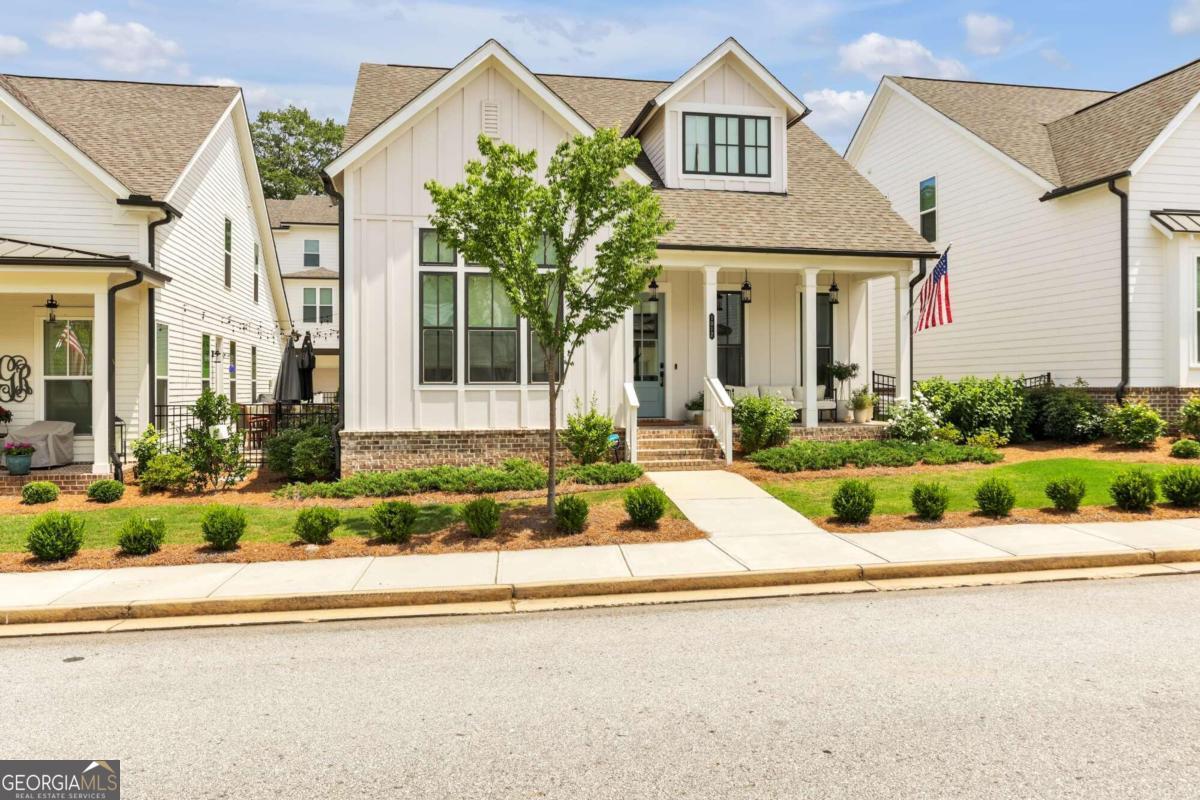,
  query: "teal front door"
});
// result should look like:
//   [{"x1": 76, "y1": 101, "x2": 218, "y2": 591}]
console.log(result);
[{"x1": 633, "y1": 296, "x2": 665, "y2": 417}]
